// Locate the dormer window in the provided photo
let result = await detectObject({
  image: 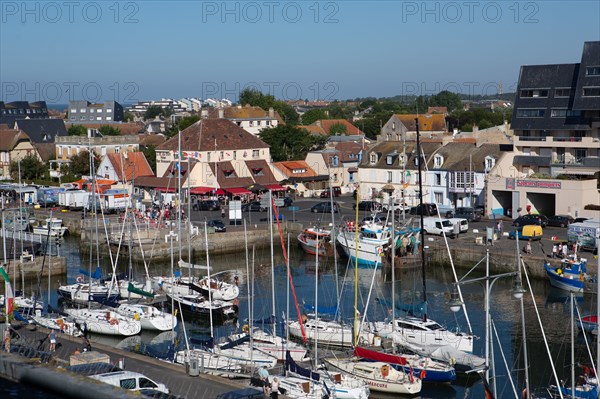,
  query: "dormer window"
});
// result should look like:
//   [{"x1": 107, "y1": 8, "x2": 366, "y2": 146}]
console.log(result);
[
  {"x1": 392, "y1": 122, "x2": 396, "y2": 131},
  {"x1": 370, "y1": 153, "x2": 377, "y2": 164},
  {"x1": 251, "y1": 167, "x2": 264, "y2": 176},
  {"x1": 331, "y1": 156, "x2": 339, "y2": 167},
  {"x1": 223, "y1": 169, "x2": 235, "y2": 178},
  {"x1": 386, "y1": 155, "x2": 394, "y2": 165},
  {"x1": 485, "y1": 156, "x2": 496, "y2": 171},
  {"x1": 434, "y1": 154, "x2": 443, "y2": 168}
]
